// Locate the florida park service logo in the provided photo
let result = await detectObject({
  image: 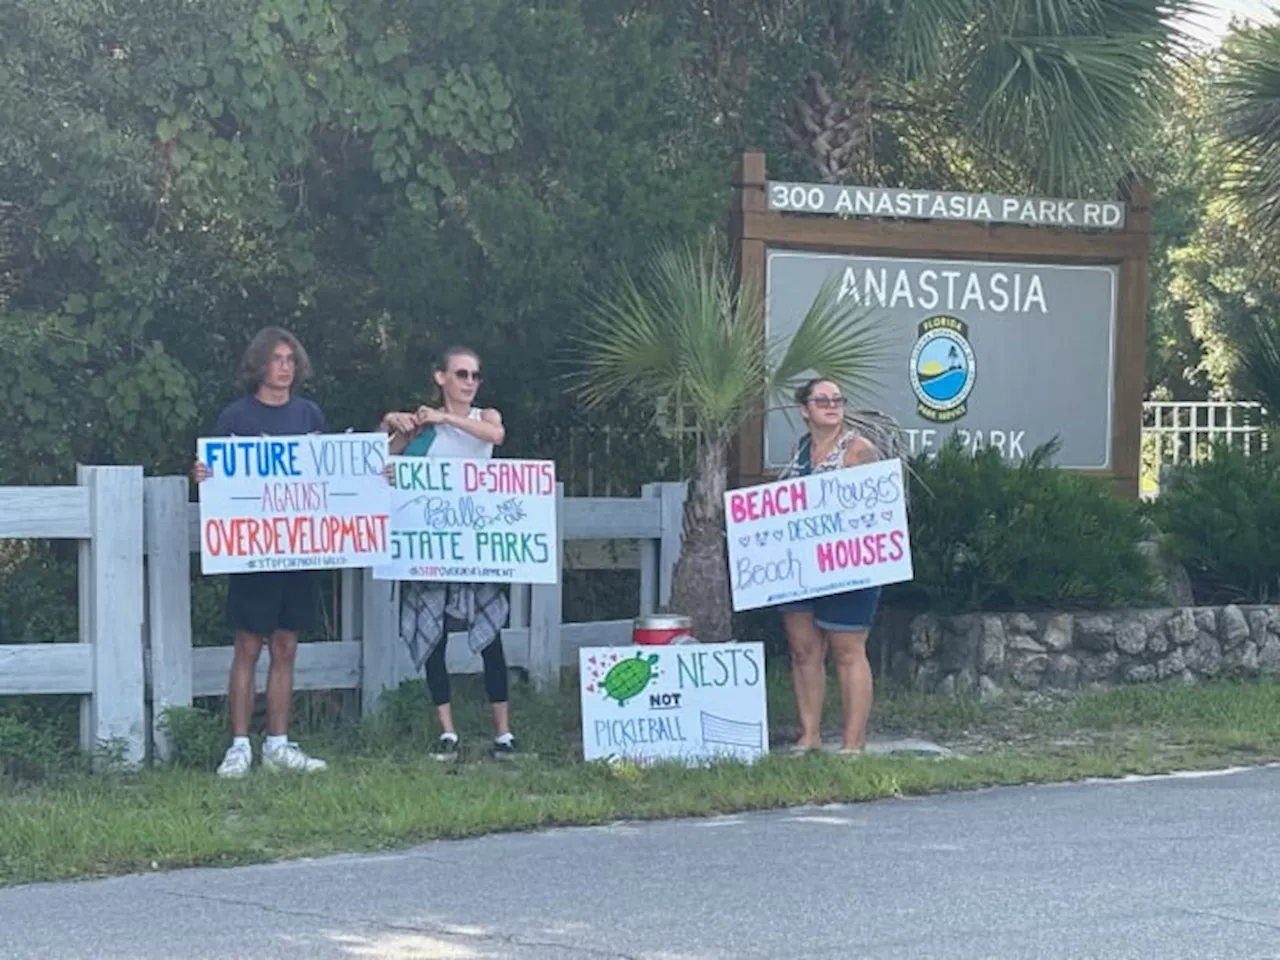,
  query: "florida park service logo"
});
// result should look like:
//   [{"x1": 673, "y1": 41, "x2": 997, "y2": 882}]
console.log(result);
[{"x1": 909, "y1": 315, "x2": 975, "y2": 423}]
